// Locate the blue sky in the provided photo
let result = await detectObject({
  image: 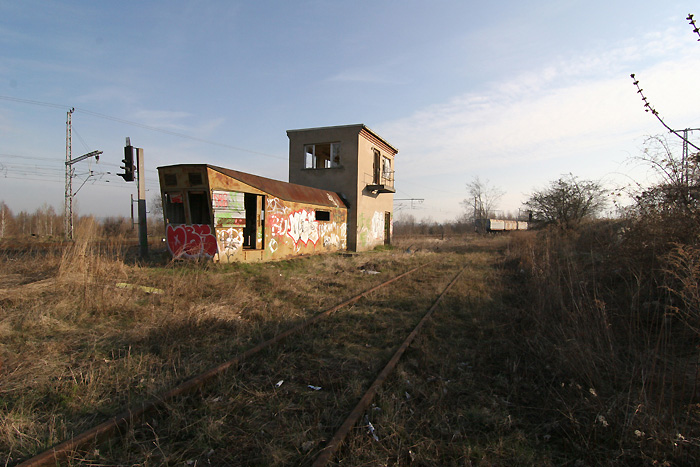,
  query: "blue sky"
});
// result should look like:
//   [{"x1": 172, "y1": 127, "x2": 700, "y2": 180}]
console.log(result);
[{"x1": 1, "y1": 0, "x2": 700, "y2": 222}]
